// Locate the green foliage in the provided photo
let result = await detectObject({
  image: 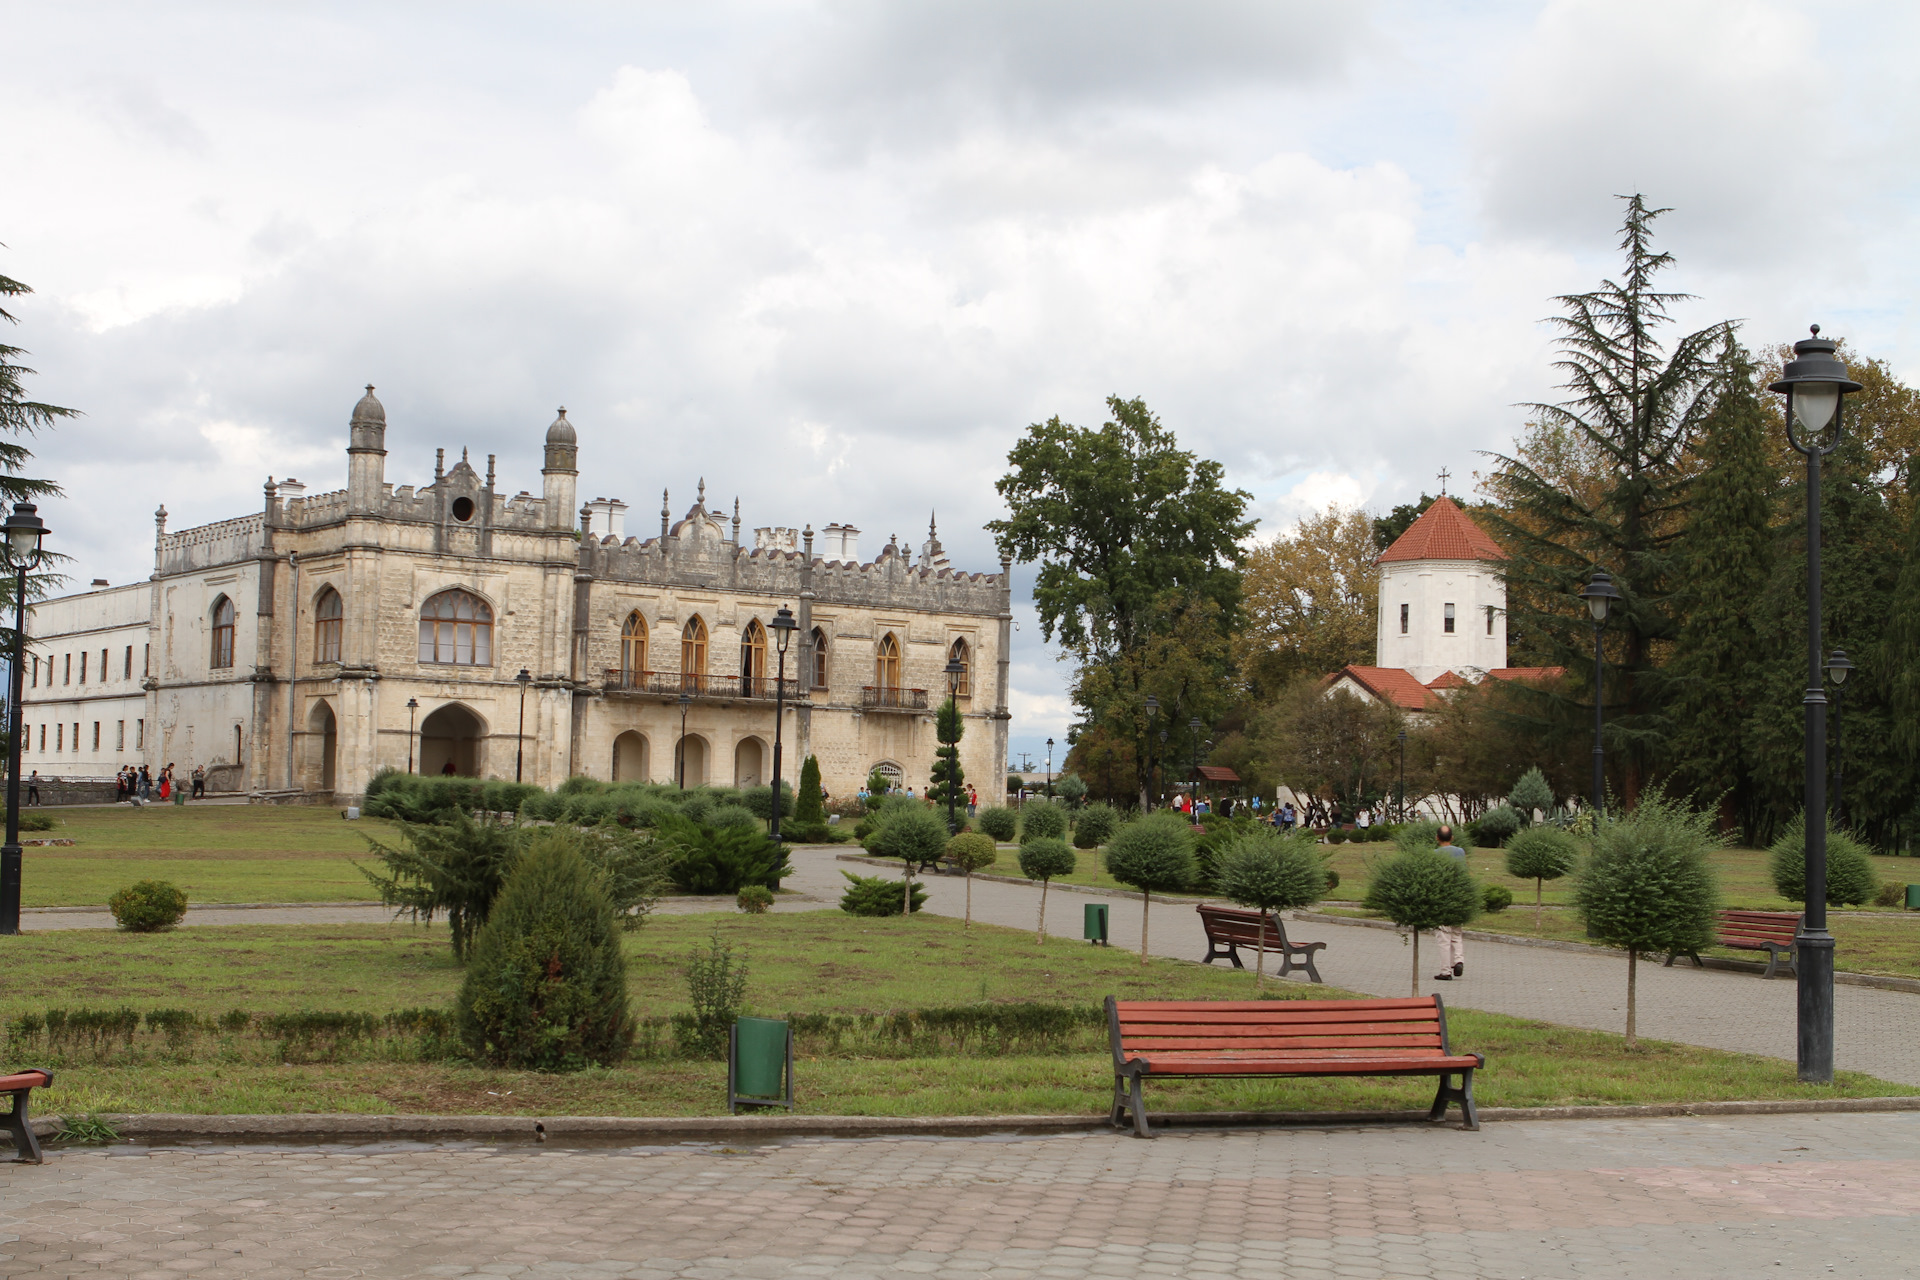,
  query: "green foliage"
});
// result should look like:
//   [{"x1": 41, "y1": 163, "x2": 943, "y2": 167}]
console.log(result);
[
  {"x1": 793, "y1": 755, "x2": 825, "y2": 826},
  {"x1": 52, "y1": 1114, "x2": 122, "y2": 1145},
  {"x1": 865, "y1": 768, "x2": 895, "y2": 799},
  {"x1": 1072, "y1": 802, "x2": 1119, "y2": 849},
  {"x1": 362, "y1": 769, "x2": 543, "y2": 823},
  {"x1": 930, "y1": 697, "x2": 967, "y2": 808},
  {"x1": 1363, "y1": 851, "x2": 1480, "y2": 932},
  {"x1": 864, "y1": 804, "x2": 952, "y2": 871},
  {"x1": 838, "y1": 870, "x2": 926, "y2": 916},
  {"x1": 1326, "y1": 827, "x2": 1348, "y2": 844},
  {"x1": 1508, "y1": 768, "x2": 1554, "y2": 822},
  {"x1": 1392, "y1": 820, "x2": 1447, "y2": 854},
  {"x1": 107, "y1": 880, "x2": 186, "y2": 932},
  {"x1": 1104, "y1": 812, "x2": 1199, "y2": 894},
  {"x1": 454, "y1": 833, "x2": 633, "y2": 1070},
  {"x1": 1768, "y1": 812, "x2": 1880, "y2": 907},
  {"x1": 0, "y1": 268, "x2": 72, "y2": 515},
  {"x1": 1483, "y1": 884, "x2": 1514, "y2": 913},
  {"x1": 1019, "y1": 801, "x2": 1069, "y2": 843},
  {"x1": 1505, "y1": 827, "x2": 1581, "y2": 883},
  {"x1": 739, "y1": 782, "x2": 795, "y2": 822},
  {"x1": 1192, "y1": 814, "x2": 1258, "y2": 887},
  {"x1": 655, "y1": 815, "x2": 792, "y2": 894},
  {"x1": 736, "y1": 885, "x2": 774, "y2": 914},
  {"x1": 945, "y1": 832, "x2": 998, "y2": 873},
  {"x1": 17, "y1": 810, "x2": 52, "y2": 832},
  {"x1": 976, "y1": 806, "x2": 1019, "y2": 842},
  {"x1": 1215, "y1": 829, "x2": 1327, "y2": 913},
  {"x1": 1017, "y1": 837, "x2": 1077, "y2": 883},
  {"x1": 1573, "y1": 792, "x2": 1722, "y2": 955},
  {"x1": 706, "y1": 803, "x2": 761, "y2": 831},
  {"x1": 1053, "y1": 772, "x2": 1088, "y2": 808},
  {"x1": 679, "y1": 928, "x2": 749, "y2": 1060},
  {"x1": 1472, "y1": 805, "x2": 1521, "y2": 847}
]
